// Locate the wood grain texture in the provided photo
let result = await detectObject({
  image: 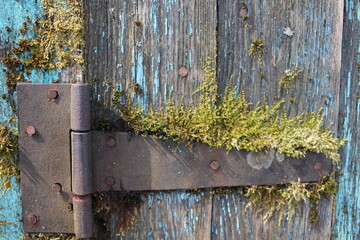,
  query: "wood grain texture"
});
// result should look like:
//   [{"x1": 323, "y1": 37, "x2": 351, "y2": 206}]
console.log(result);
[
  {"x1": 0, "y1": 1, "x2": 45, "y2": 239},
  {"x1": 85, "y1": 0, "x2": 217, "y2": 122},
  {"x1": 84, "y1": 0, "x2": 217, "y2": 238},
  {"x1": 212, "y1": 193, "x2": 333, "y2": 240},
  {"x1": 117, "y1": 191, "x2": 212, "y2": 240},
  {"x1": 213, "y1": 0, "x2": 343, "y2": 239},
  {"x1": 333, "y1": 0, "x2": 360, "y2": 239},
  {"x1": 217, "y1": 0, "x2": 343, "y2": 122}
]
